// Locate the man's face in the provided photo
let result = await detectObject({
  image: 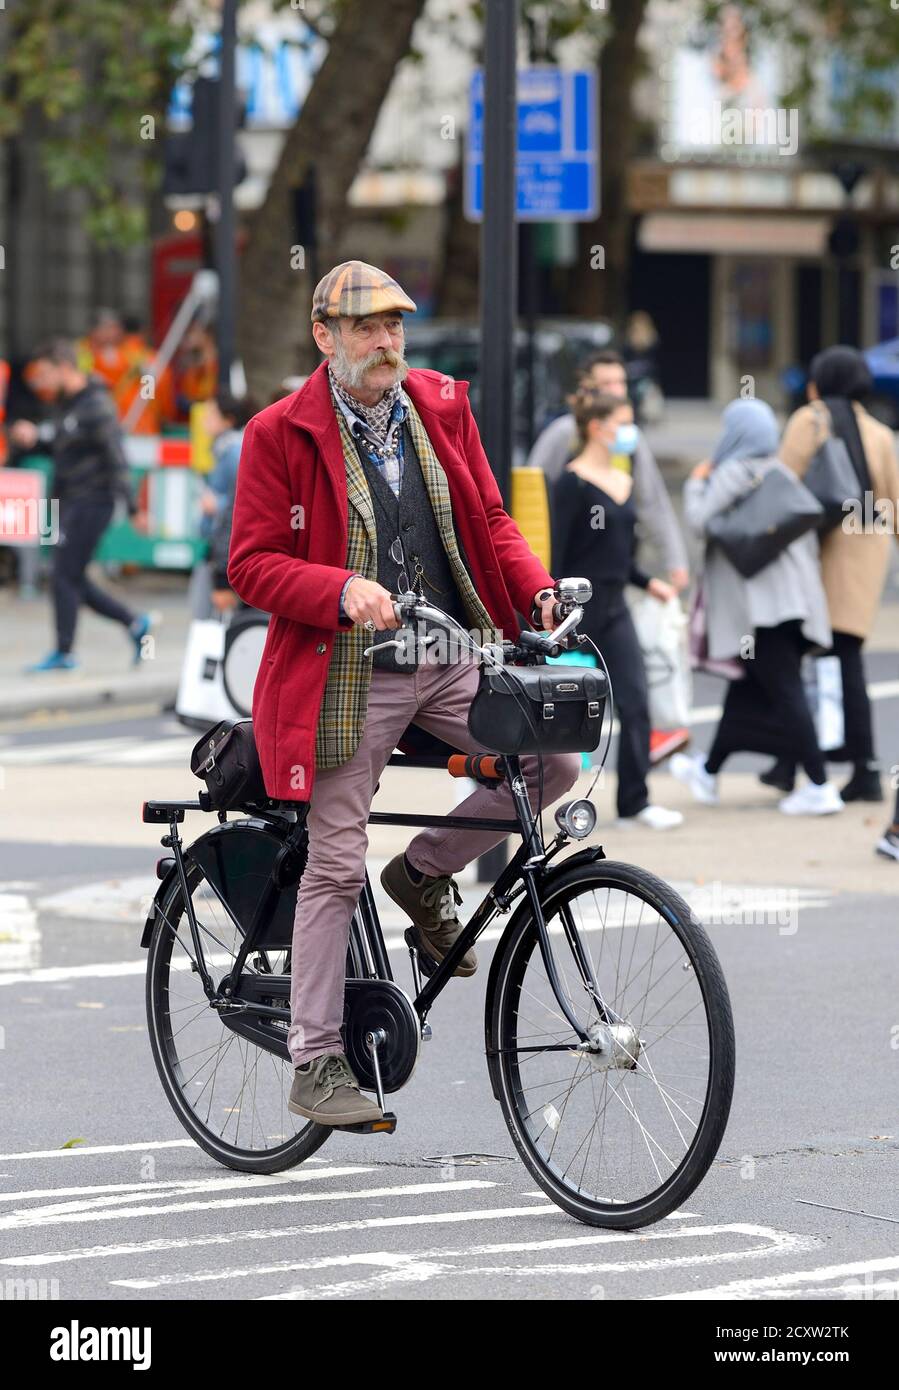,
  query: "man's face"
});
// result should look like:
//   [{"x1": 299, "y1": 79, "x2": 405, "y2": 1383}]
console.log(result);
[
  {"x1": 26, "y1": 359, "x2": 65, "y2": 401},
  {"x1": 587, "y1": 363, "x2": 628, "y2": 399},
  {"x1": 318, "y1": 311, "x2": 408, "y2": 395},
  {"x1": 91, "y1": 319, "x2": 123, "y2": 355}
]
